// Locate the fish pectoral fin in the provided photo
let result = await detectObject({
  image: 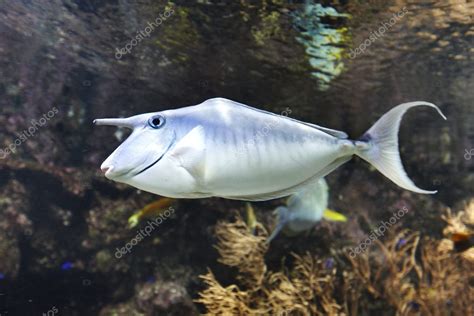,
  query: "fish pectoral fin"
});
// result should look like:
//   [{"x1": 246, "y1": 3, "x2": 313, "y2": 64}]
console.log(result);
[
  {"x1": 267, "y1": 221, "x2": 285, "y2": 243},
  {"x1": 169, "y1": 125, "x2": 206, "y2": 180},
  {"x1": 267, "y1": 206, "x2": 291, "y2": 243},
  {"x1": 322, "y1": 209, "x2": 347, "y2": 222}
]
